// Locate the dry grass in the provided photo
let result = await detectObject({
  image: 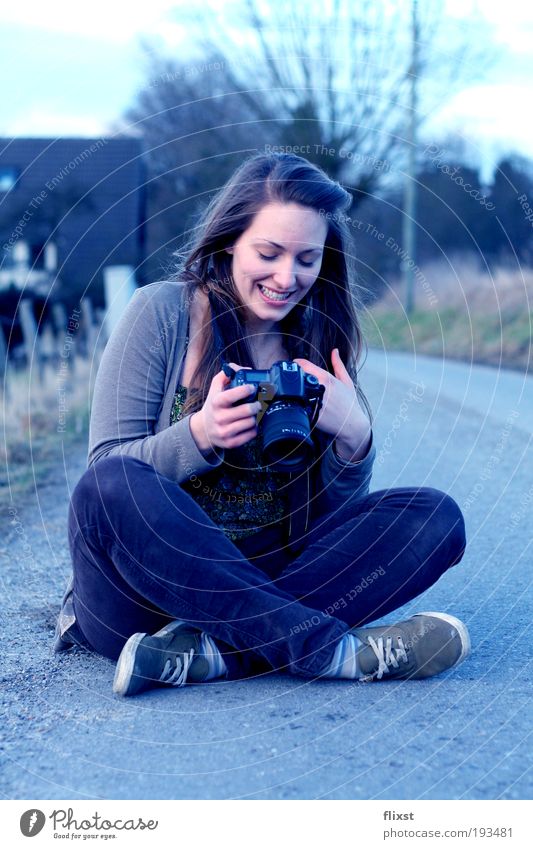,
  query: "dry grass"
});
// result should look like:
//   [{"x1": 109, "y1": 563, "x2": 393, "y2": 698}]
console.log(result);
[
  {"x1": 365, "y1": 257, "x2": 533, "y2": 370},
  {"x1": 1, "y1": 354, "x2": 98, "y2": 498}
]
